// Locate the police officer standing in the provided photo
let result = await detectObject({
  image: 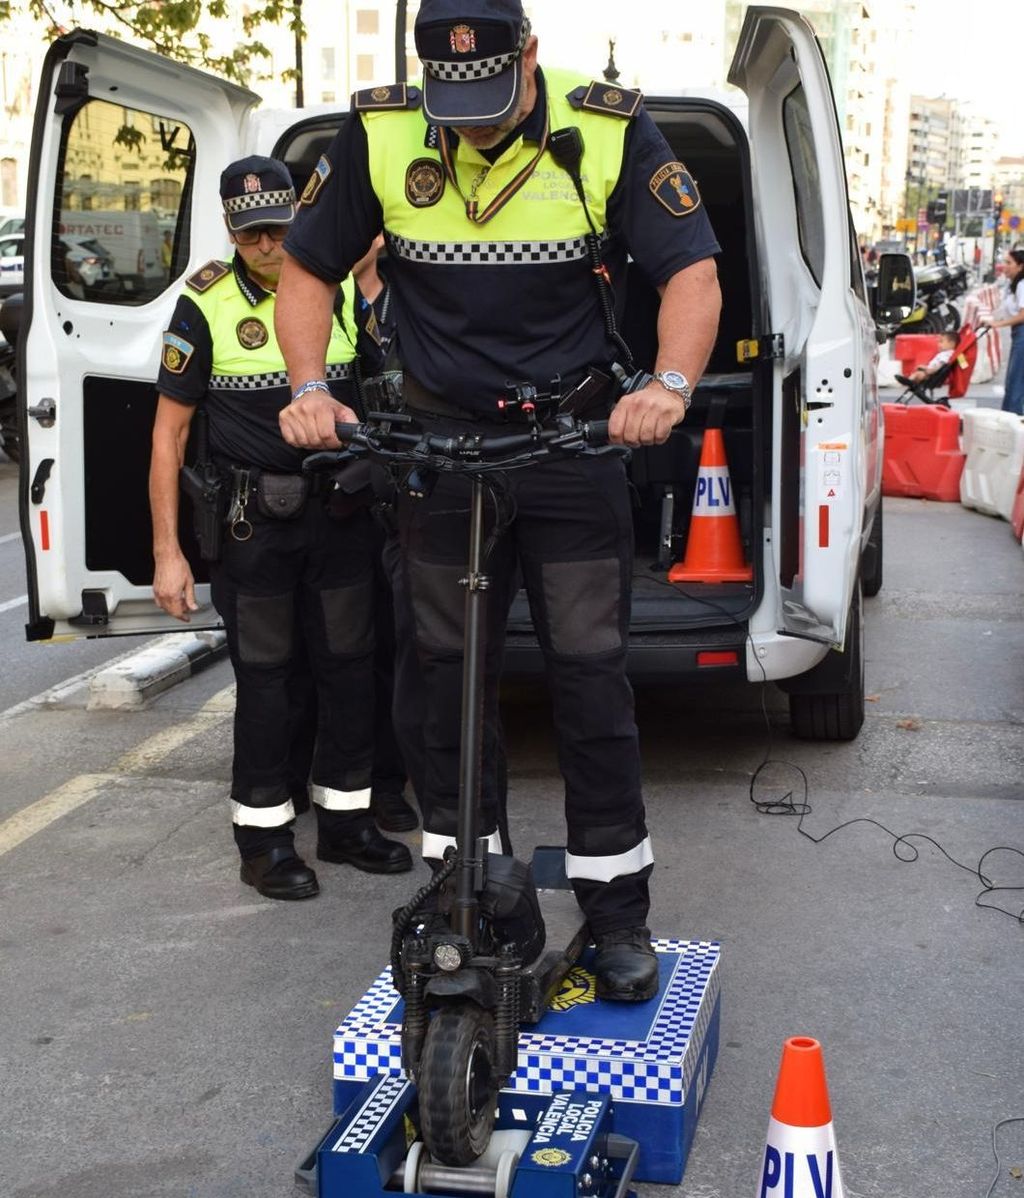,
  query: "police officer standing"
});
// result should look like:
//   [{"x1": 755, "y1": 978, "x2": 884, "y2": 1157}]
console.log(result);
[
  {"x1": 149, "y1": 156, "x2": 412, "y2": 900},
  {"x1": 275, "y1": 1, "x2": 722, "y2": 999}
]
